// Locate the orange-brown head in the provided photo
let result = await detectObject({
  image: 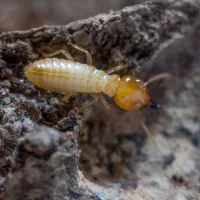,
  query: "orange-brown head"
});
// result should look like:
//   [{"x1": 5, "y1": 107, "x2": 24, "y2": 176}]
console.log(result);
[{"x1": 114, "y1": 75, "x2": 150, "y2": 111}]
